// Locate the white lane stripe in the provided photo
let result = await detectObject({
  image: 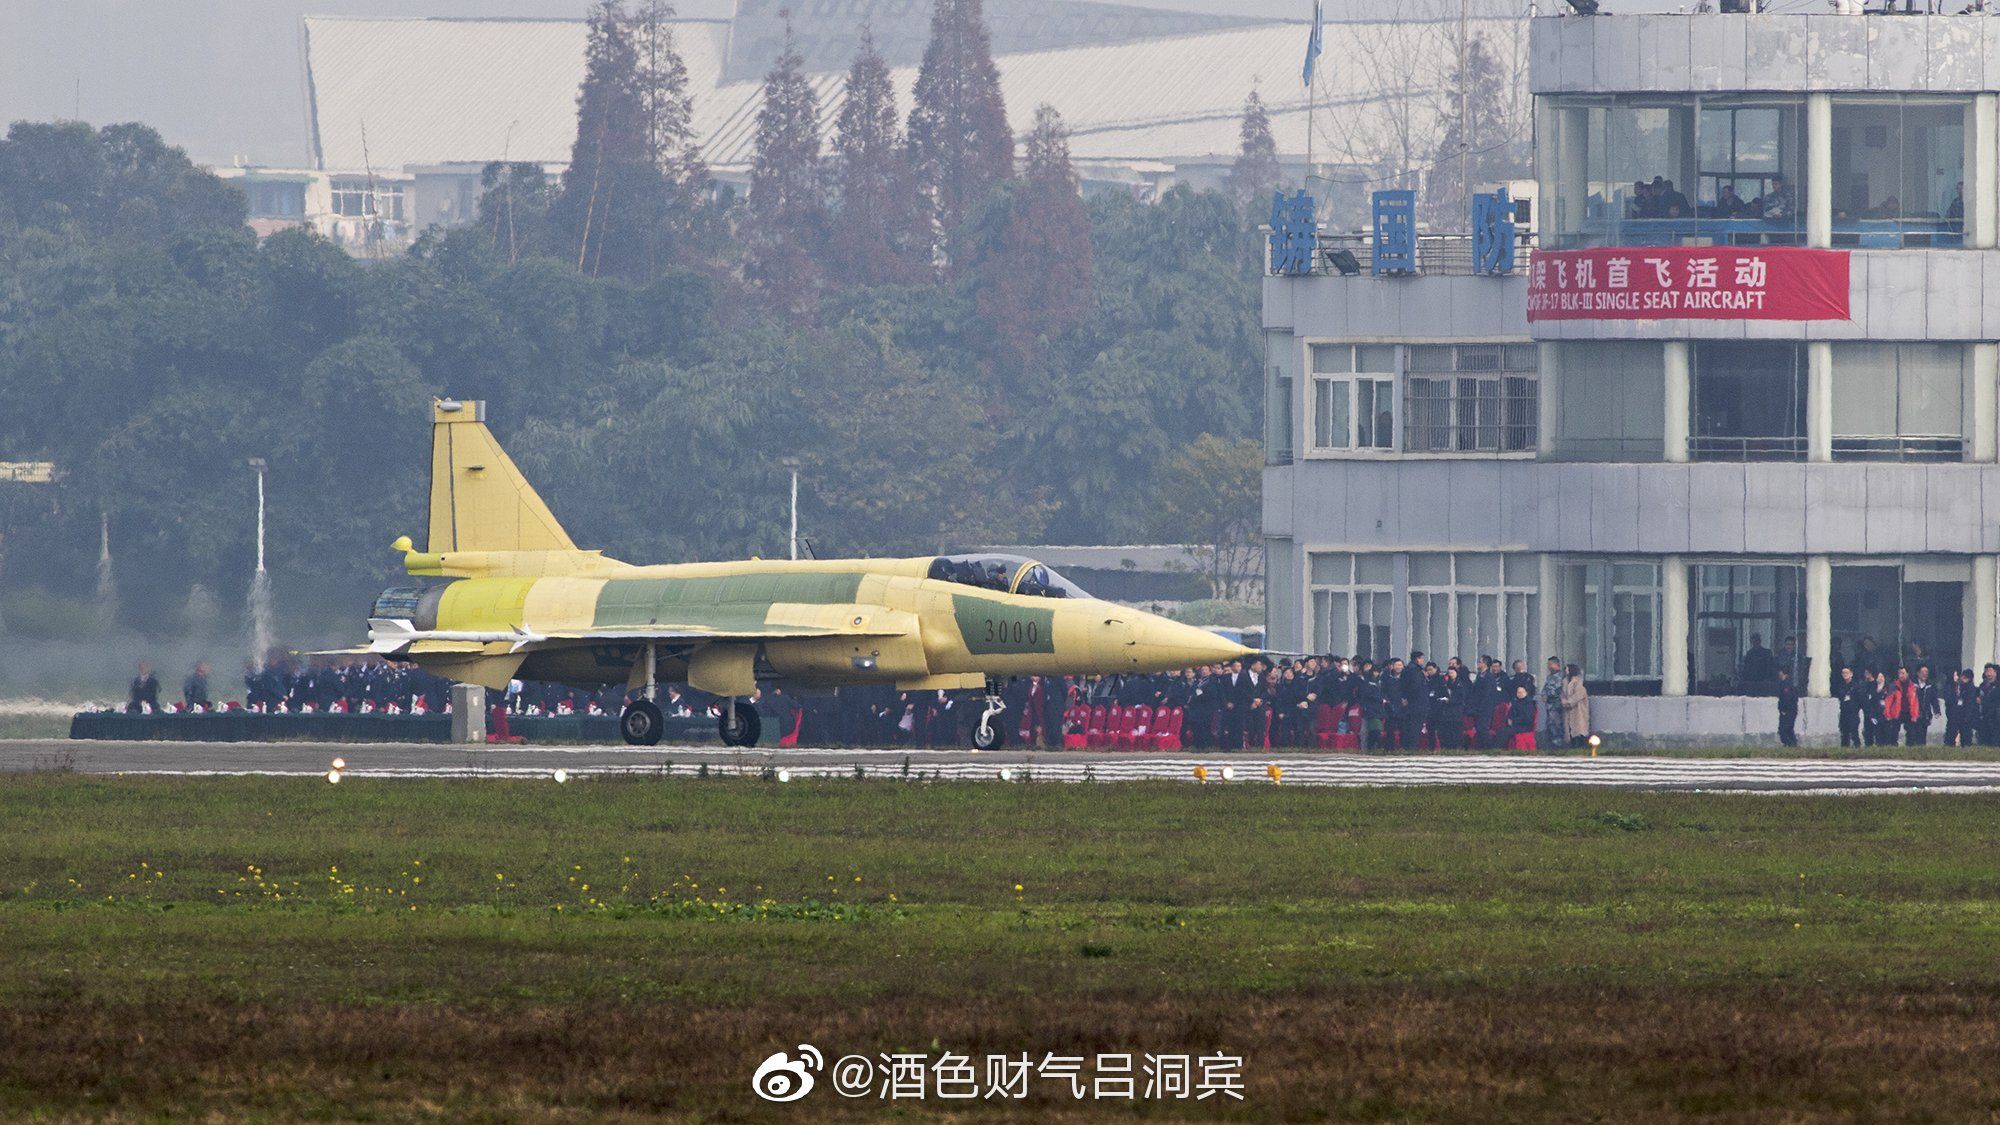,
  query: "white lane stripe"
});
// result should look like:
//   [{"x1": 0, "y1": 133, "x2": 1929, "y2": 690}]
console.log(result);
[{"x1": 102, "y1": 763, "x2": 2000, "y2": 791}]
